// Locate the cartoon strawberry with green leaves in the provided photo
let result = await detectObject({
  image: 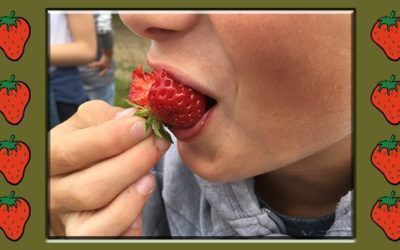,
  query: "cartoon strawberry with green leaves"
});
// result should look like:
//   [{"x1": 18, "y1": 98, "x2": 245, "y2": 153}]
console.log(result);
[
  {"x1": 128, "y1": 65, "x2": 214, "y2": 142},
  {"x1": 371, "y1": 10, "x2": 400, "y2": 61},
  {"x1": 371, "y1": 74, "x2": 400, "y2": 125},
  {"x1": 0, "y1": 191, "x2": 30, "y2": 241},
  {"x1": 0, "y1": 74, "x2": 30, "y2": 125},
  {"x1": 371, "y1": 191, "x2": 400, "y2": 241},
  {"x1": 371, "y1": 135, "x2": 400, "y2": 185},
  {"x1": 0, "y1": 10, "x2": 30, "y2": 61},
  {"x1": 0, "y1": 134, "x2": 30, "y2": 185}
]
